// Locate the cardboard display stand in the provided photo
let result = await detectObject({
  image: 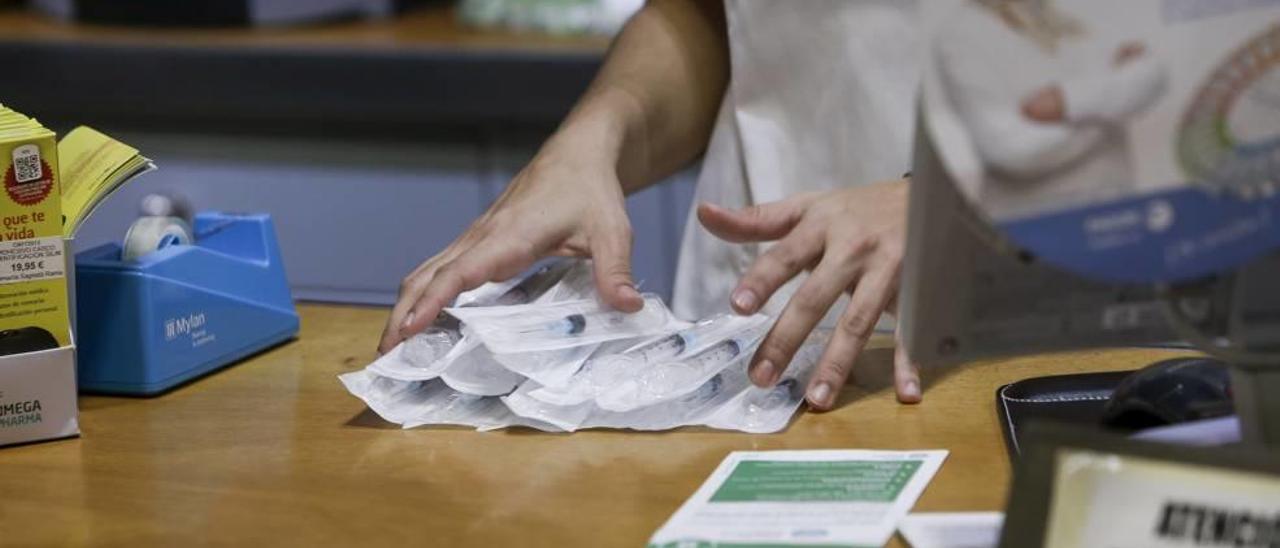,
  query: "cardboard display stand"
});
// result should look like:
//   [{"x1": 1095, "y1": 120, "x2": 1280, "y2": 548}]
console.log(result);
[{"x1": 0, "y1": 237, "x2": 79, "y2": 448}]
